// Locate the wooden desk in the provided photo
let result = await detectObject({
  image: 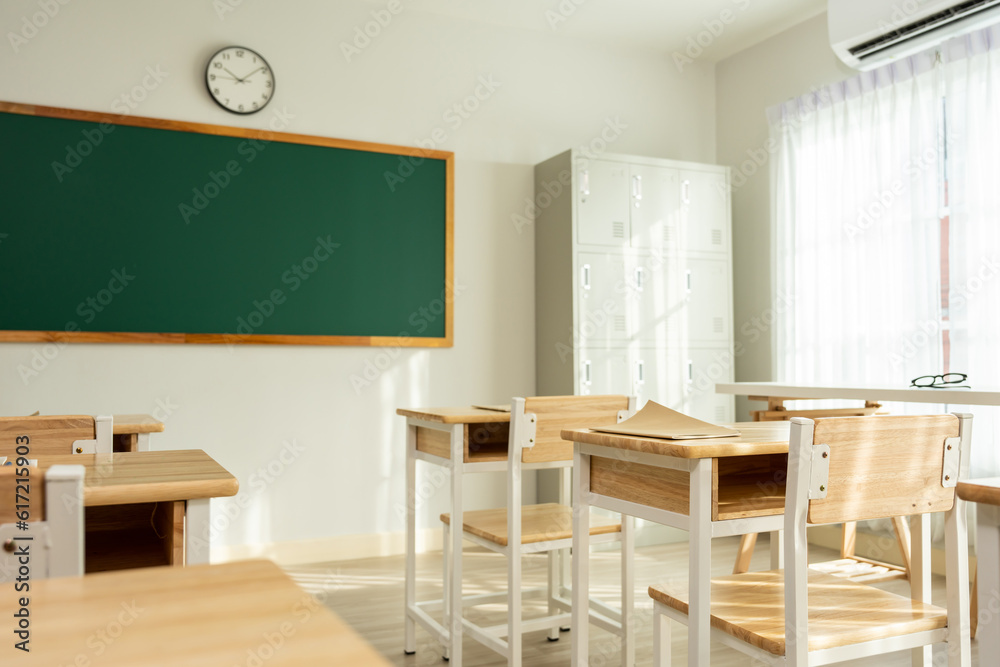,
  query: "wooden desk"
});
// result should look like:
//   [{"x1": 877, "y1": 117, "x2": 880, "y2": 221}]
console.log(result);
[
  {"x1": 397, "y1": 406, "x2": 512, "y2": 663},
  {"x1": 38, "y1": 450, "x2": 238, "y2": 572},
  {"x1": 563, "y1": 422, "x2": 933, "y2": 667},
  {"x1": 958, "y1": 477, "x2": 1000, "y2": 661},
  {"x1": 112, "y1": 413, "x2": 165, "y2": 451},
  {"x1": 0, "y1": 559, "x2": 389, "y2": 666}
]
